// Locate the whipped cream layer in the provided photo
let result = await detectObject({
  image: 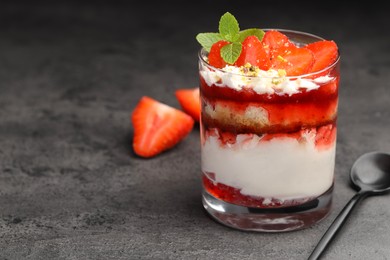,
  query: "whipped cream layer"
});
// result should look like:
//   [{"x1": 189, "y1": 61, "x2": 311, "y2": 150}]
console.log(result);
[
  {"x1": 200, "y1": 63, "x2": 333, "y2": 96},
  {"x1": 201, "y1": 130, "x2": 336, "y2": 200}
]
